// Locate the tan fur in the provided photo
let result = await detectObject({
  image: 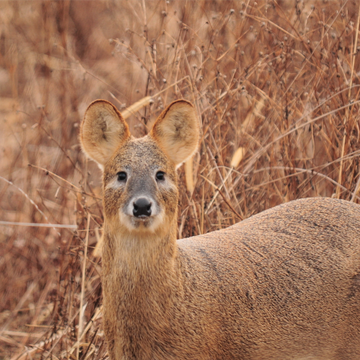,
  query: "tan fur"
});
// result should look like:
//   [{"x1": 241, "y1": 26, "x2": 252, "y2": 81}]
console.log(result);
[
  {"x1": 80, "y1": 99, "x2": 130, "y2": 167},
  {"x1": 150, "y1": 100, "x2": 200, "y2": 167},
  {"x1": 80, "y1": 99, "x2": 360, "y2": 360}
]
